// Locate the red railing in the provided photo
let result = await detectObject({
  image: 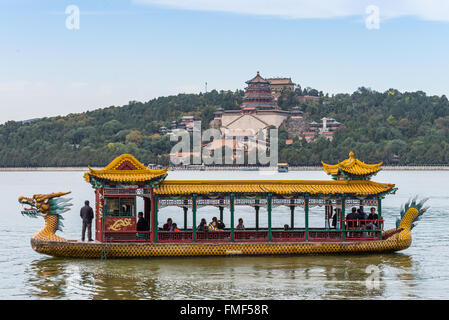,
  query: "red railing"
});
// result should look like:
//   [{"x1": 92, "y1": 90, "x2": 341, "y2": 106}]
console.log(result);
[
  {"x1": 102, "y1": 226, "x2": 382, "y2": 243},
  {"x1": 158, "y1": 231, "x2": 193, "y2": 243},
  {"x1": 343, "y1": 219, "x2": 383, "y2": 241},
  {"x1": 344, "y1": 219, "x2": 383, "y2": 231},
  {"x1": 272, "y1": 231, "x2": 306, "y2": 242},
  {"x1": 235, "y1": 231, "x2": 269, "y2": 242},
  {"x1": 196, "y1": 231, "x2": 232, "y2": 242},
  {"x1": 309, "y1": 230, "x2": 342, "y2": 242},
  {"x1": 104, "y1": 231, "x2": 150, "y2": 242}
]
